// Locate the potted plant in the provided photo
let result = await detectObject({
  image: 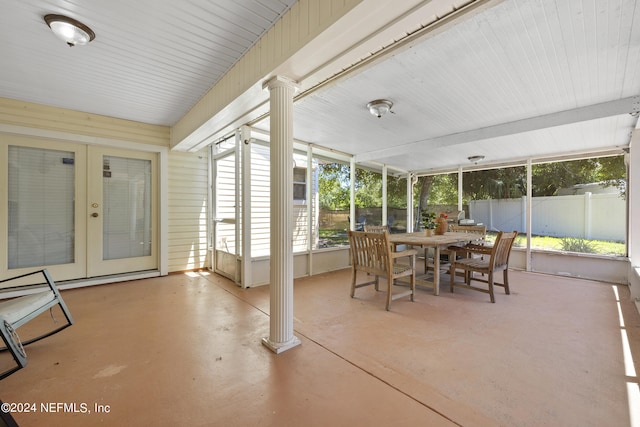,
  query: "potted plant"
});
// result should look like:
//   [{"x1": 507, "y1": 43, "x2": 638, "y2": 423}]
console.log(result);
[{"x1": 421, "y1": 210, "x2": 437, "y2": 236}]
